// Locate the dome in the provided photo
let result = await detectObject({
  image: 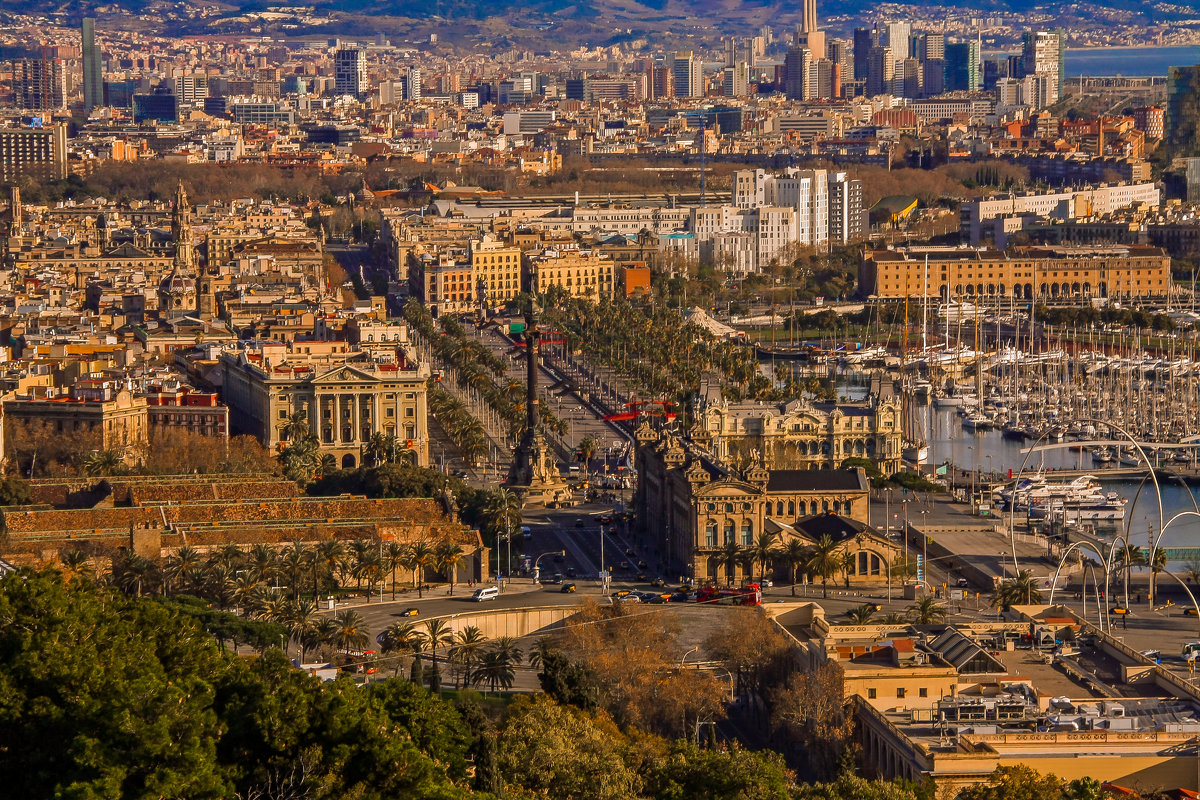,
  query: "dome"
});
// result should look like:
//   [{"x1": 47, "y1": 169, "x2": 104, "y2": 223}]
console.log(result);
[{"x1": 159, "y1": 266, "x2": 195, "y2": 294}]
